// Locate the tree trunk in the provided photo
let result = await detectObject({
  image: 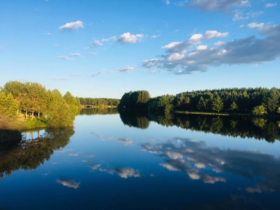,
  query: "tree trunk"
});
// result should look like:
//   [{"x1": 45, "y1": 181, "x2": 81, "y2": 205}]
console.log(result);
[
  {"x1": 31, "y1": 112, "x2": 34, "y2": 120},
  {"x1": 38, "y1": 111, "x2": 40, "y2": 119},
  {"x1": 25, "y1": 110, "x2": 28, "y2": 119}
]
